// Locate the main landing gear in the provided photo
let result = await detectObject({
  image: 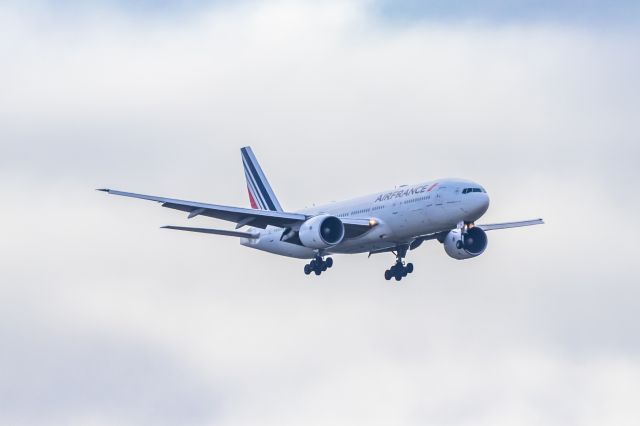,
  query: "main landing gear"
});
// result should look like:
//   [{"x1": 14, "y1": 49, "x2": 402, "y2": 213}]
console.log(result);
[
  {"x1": 384, "y1": 261, "x2": 414, "y2": 281},
  {"x1": 384, "y1": 246, "x2": 414, "y2": 282},
  {"x1": 304, "y1": 255, "x2": 333, "y2": 276}
]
